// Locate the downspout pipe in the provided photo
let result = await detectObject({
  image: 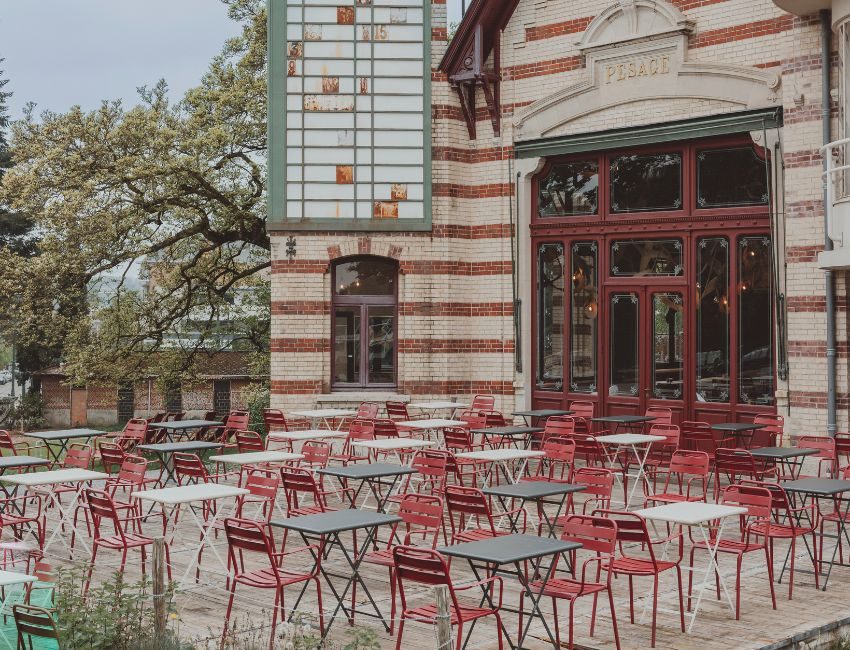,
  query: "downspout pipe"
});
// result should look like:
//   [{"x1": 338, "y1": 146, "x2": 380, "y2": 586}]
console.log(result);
[{"x1": 822, "y1": 9, "x2": 837, "y2": 437}]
